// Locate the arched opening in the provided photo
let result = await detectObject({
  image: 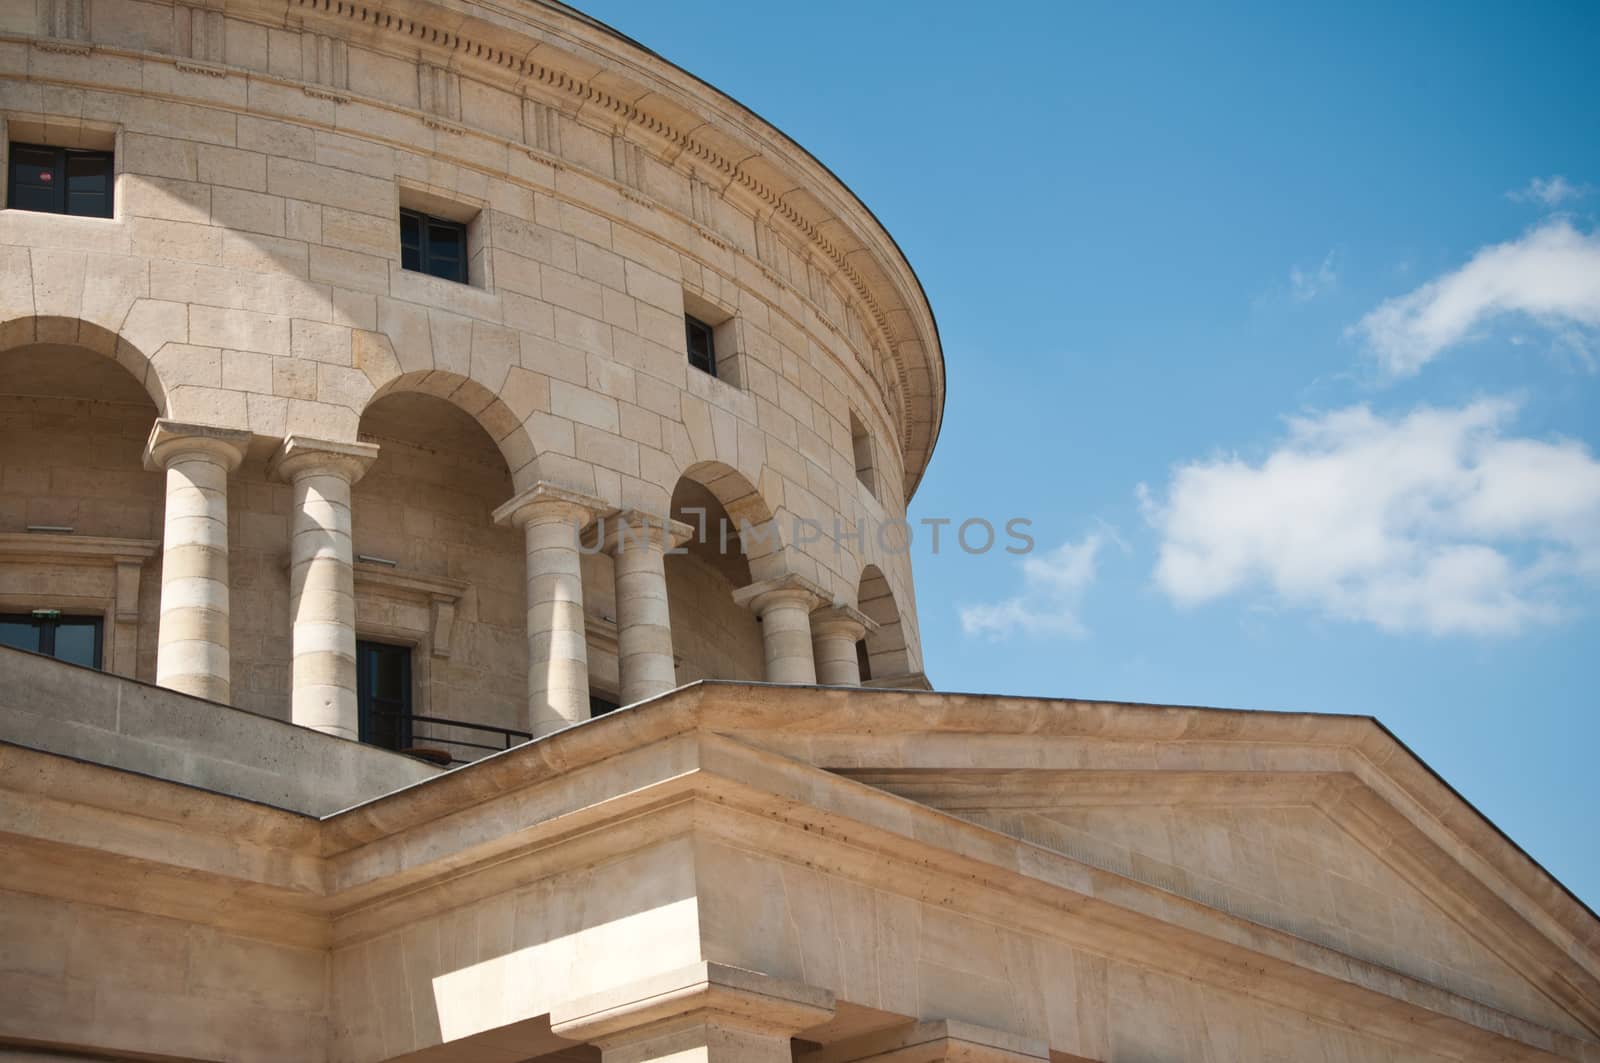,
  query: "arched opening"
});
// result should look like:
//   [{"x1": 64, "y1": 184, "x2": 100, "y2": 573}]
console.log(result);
[
  {"x1": 857, "y1": 564, "x2": 908, "y2": 683},
  {"x1": 352, "y1": 389, "x2": 526, "y2": 762},
  {"x1": 664, "y1": 462, "x2": 780, "y2": 683},
  {"x1": 0, "y1": 342, "x2": 164, "y2": 679}
]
